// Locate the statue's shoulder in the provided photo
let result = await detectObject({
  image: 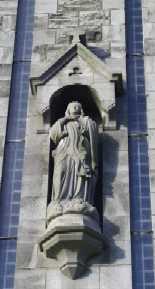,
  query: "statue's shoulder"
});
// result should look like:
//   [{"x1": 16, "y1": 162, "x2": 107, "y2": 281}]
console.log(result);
[{"x1": 83, "y1": 116, "x2": 96, "y2": 124}]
